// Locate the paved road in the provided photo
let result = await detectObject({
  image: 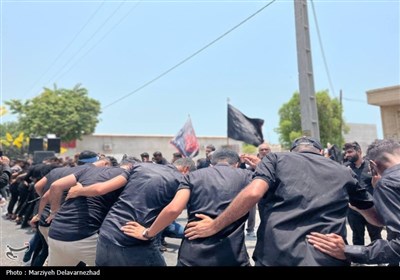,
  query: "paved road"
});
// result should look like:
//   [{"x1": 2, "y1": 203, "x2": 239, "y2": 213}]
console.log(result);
[
  {"x1": 0, "y1": 206, "x2": 257, "y2": 267},
  {"x1": 0, "y1": 204, "x2": 385, "y2": 267}
]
